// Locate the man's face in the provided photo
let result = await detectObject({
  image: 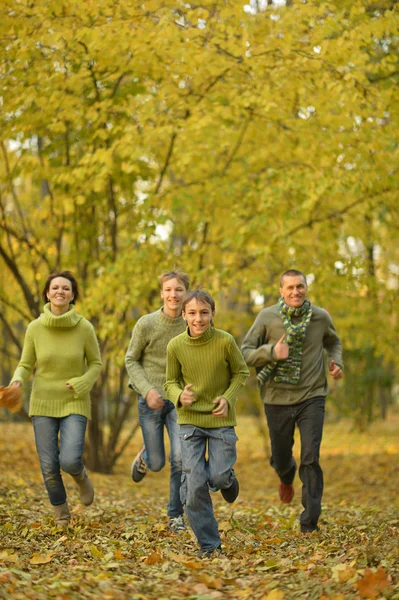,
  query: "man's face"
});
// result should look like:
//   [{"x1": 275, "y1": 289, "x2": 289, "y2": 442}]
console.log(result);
[{"x1": 279, "y1": 275, "x2": 308, "y2": 308}]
